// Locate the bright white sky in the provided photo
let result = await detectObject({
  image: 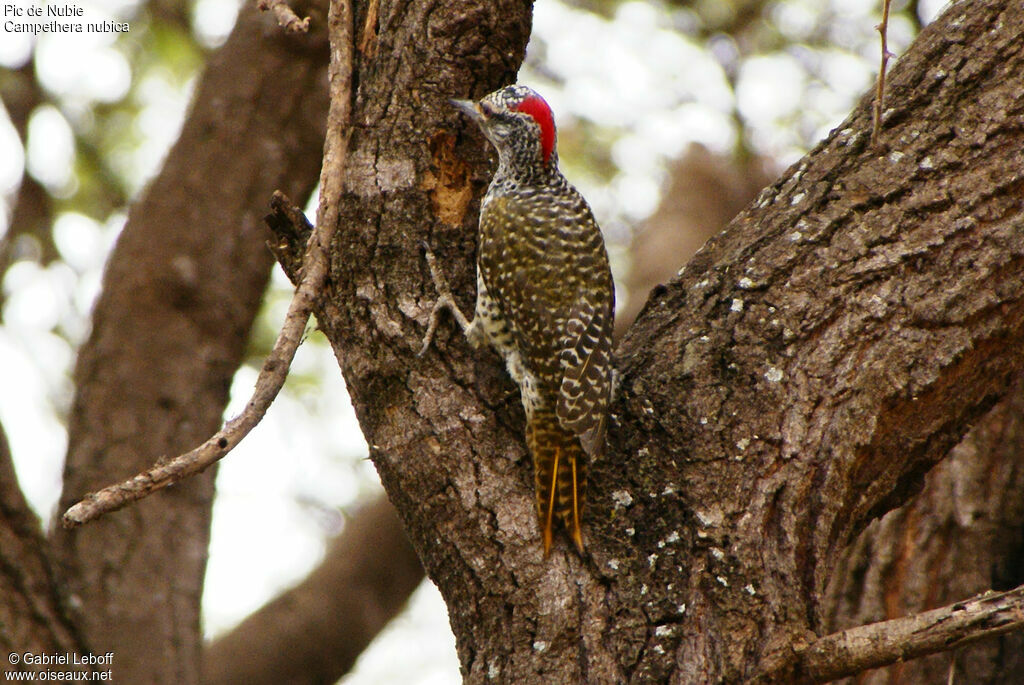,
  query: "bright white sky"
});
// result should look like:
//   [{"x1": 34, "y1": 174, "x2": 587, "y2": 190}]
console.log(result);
[{"x1": 0, "y1": 0, "x2": 945, "y2": 682}]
